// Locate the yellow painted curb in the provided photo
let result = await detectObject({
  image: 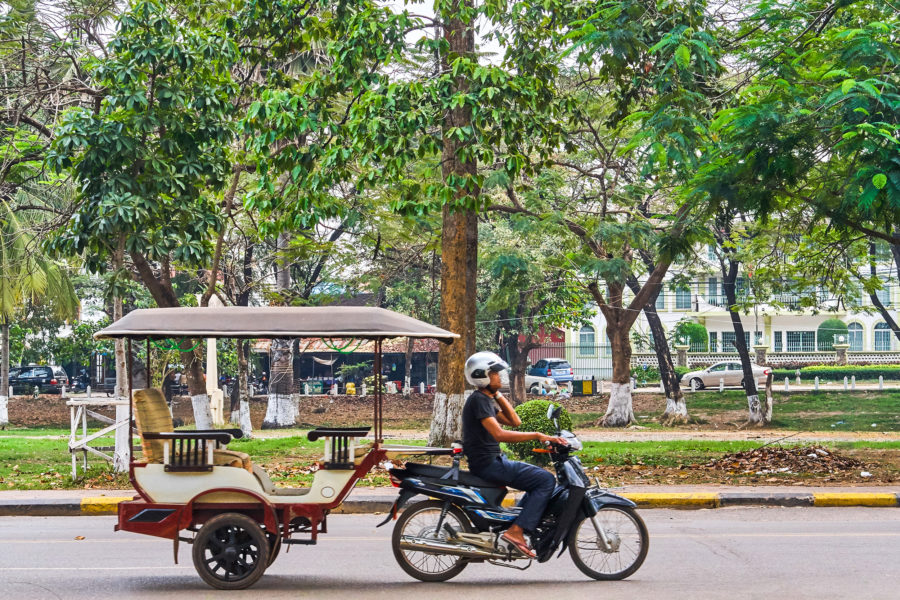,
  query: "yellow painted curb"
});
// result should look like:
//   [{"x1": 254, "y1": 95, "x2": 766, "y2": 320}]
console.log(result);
[
  {"x1": 80, "y1": 496, "x2": 132, "y2": 515},
  {"x1": 622, "y1": 493, "x2": 720, "y2": 508},
  {"x1": 813, "y1": 493, "x2": 898, "y2": 507}
]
